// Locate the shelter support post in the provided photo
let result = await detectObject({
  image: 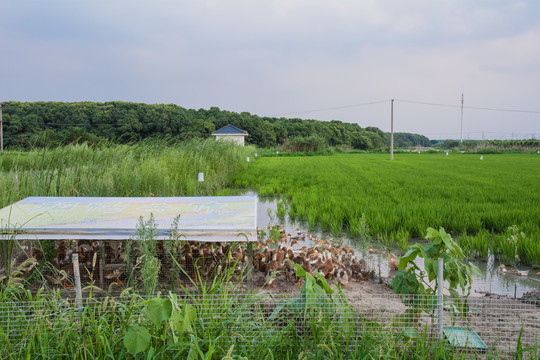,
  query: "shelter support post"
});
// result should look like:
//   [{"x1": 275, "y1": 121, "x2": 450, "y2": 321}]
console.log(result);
[
  {"x1": 72, "y1": 253, "x2": 83, "y2": 311},
  {"x1": 99, "y1": 241, "x2": 104, "y2": 289},
  {"x1": 246, "y1": 241, "x2": 253, "y2": 284}
]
